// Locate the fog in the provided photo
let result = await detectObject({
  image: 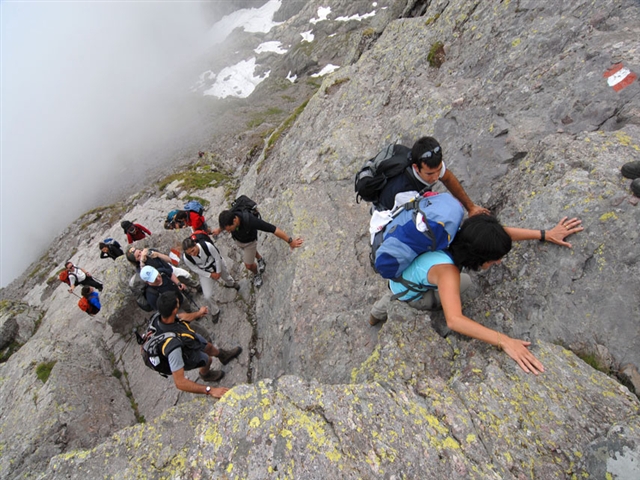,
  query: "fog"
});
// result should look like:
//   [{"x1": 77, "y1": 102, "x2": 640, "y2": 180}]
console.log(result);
[{"x1": 1, "y1": 1, "x2": 217, "y2": 287}]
